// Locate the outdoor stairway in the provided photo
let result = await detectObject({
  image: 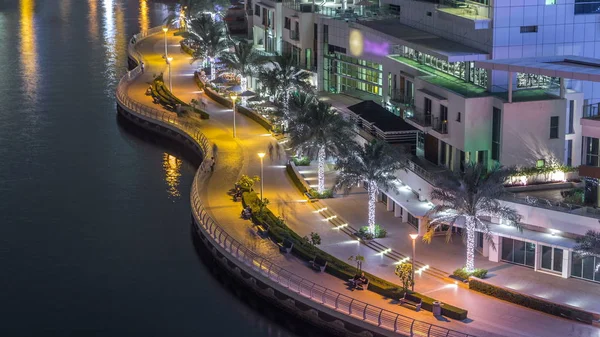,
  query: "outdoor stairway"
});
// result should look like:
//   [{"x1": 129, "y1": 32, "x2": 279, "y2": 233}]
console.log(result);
[{"x1": 306, "y1": 198, "x2": 449, "y2": 281}]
